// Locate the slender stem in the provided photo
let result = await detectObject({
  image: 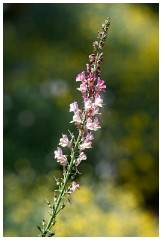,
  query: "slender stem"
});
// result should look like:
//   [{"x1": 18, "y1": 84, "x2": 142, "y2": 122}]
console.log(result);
[{"x1": 43, "y1": 113, "x2": 86, "y2": 236}]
